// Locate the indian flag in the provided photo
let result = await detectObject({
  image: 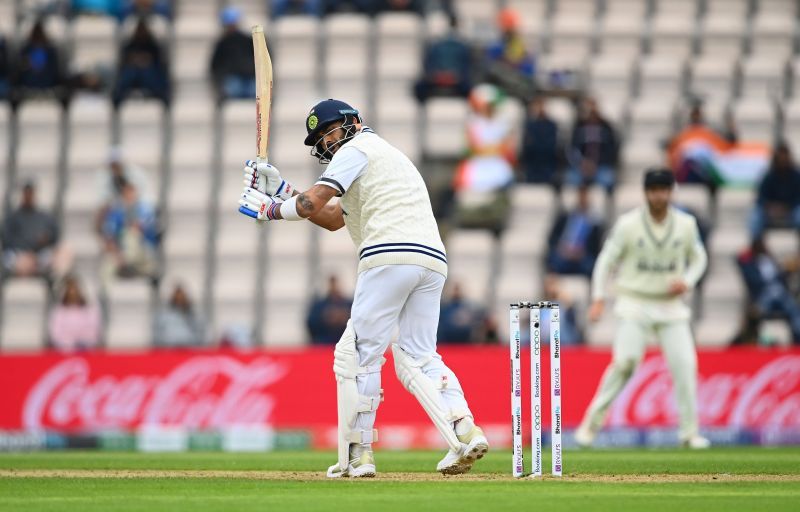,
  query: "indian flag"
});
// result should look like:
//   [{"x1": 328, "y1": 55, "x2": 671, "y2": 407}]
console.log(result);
[{"x1": 668, "y1": 126, "x2": 771, "y2": 187}]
